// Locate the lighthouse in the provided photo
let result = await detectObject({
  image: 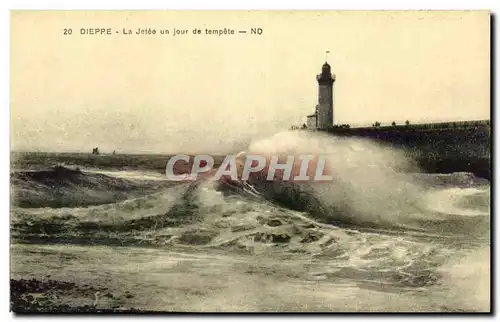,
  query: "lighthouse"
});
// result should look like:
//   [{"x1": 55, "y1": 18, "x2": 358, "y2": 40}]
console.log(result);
[{"x1": 316, "y1": 59, "x2": 335, "y2": 129}]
